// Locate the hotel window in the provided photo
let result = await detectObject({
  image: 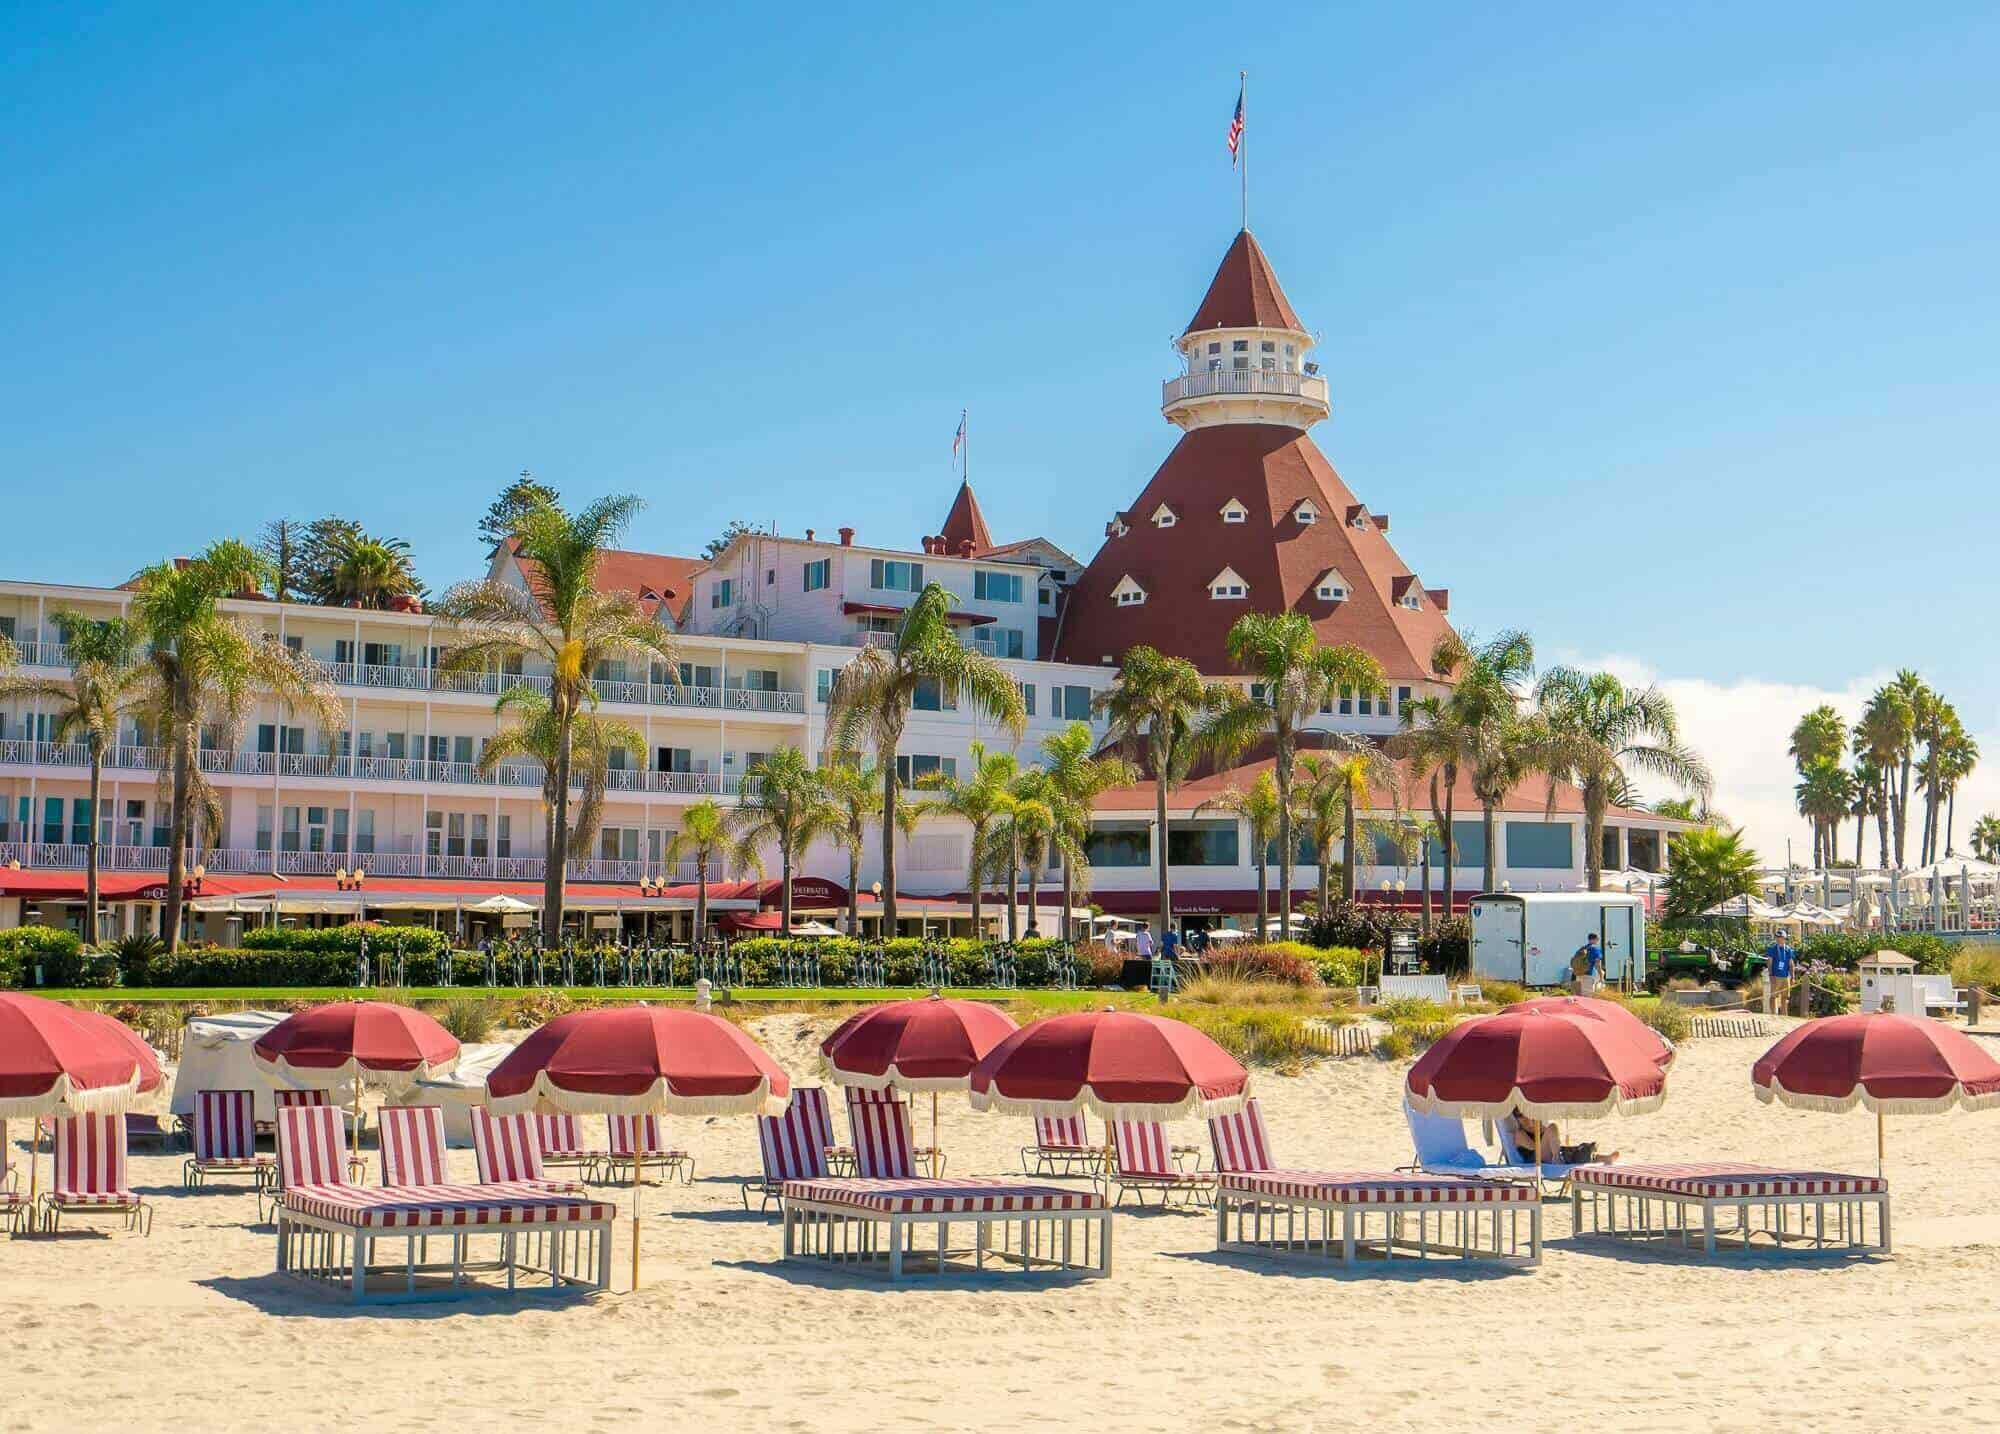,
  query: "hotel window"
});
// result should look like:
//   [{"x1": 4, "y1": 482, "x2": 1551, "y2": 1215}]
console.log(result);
[
  {"x1": 1220, "y1": 499, "x2": 1248, "y2": 524},
  {"x1": 1017, "y1": 681, "x2": 1037, "y2": 717},
  {"x1": 870, "y1": 559, "x2": 924, "y2": 592},
  {"x1": 1039, "y1": 586, "x2": 1053, "y2": 606},
  {"x1": 1114, "y1": 579, "x2": 1146, "y2": 607},
  {"x1": 1151, "y1": 506, "x2": 1176, "y2": 528},
  {"x1": 1167, "y1": 820, "x2": 1239, "y2": 868},
  {"x1": 974, "y1": 570, "x2": 1023, "y2": 603},
  {"x1": 803, "y1": 558, "x2": 830, "y2": 592},
  {"x1": 496, "y1": 814, "x2": 512, "y2": 858},
  {"x1": 362, "y1": 641, "x2": 402, "y2": 668},
  {"x1": 355, "y1": 809, "x2": 376, "y2": 856},
  {"x1": 470, "y1": 813, "x2": 489, "y2": 860},
  {"x1": 1506, "y1": 821, "x2": 1575, "y2": 870},
  {"x1": 69, "y1": 798, "x2": 91, "y2": 846},
  {"x1": 1338, "y1": 685, "x2": 1353, "y2": 716},
  {"x1": 425, "y1": 811, "x2": 444, "y2": 857},
  {"x1": 331, "y1": 808, "x2": 348, "y2": 854},
  {"x1": 1401, "y1": 592, "x2": 1422, "y2": 610},
  {"x1": 255, "y1": 805, "x2": 273, "y2": 853},
  {"x1": 304, "y1": 806, "x2": 328, "y2": 853},
  {"x1": 678, "y1": 662, "x2": 718, "y2": 690},
  {"x1": 765, "y1": 569, "x2": 775, "y2": 586},
  {"x1": 1209, "y1": 576, "x2": 1247, "y2": 600},
  {"x1": 896, "y1": 754, "x2": 957, "y2": 786},
  {"x1": 815, "y1": 668, "x2": 836, "y2": 704},
  {"x1": 283, "y1": 634, "x2": 303, "y2": 654},
  {"x1": 1295, "y1": 502, "x2": 1318, "y2": 525},
  {"x1": 1356, "y1": 693, "x2": 1374, "y2": 716},
  {"x1": 1207, "y1": 342, "x2": 1221, "y2": 355},
  {"x1": 282, "y1": 806, "x2": 303, "y2": 854},
  {"x1": 911, "y1": 677, "x2": 958, "y2": 712},
  {"x1": 1085, "y1": 822, "x2": 1151, "y2": 868},
  {"x1": 975, "y1": 626, "x2": 1023, "y2": 659},
  {"x1": 123, "y1": 799, "x2": 146, "y2": 847},
  {"x1": 711, "y1": 579, "x2": 735, "y2": 609},
  {"x1": 1060, "y1": 685, "x2": 1093, "y2": 721},
  {"x1": 447, "y1": 812, "x2": 466, "y2": 858},
  {"x1": 1316, "y1": 578, "x2": 1348, "y2": 601},
  {"x1": 1396, "y1": 685, "x2": 1412, "y2": 712}
]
